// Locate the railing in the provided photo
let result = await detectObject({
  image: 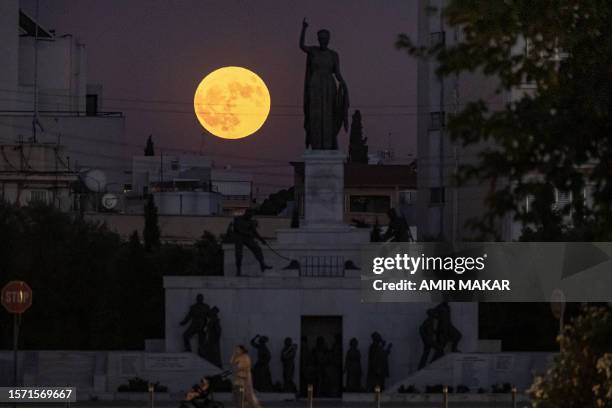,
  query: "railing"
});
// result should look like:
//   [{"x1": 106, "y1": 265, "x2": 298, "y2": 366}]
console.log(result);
[{"x1": 299, "y1": 256, "x2": 345, "y2": 277}]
